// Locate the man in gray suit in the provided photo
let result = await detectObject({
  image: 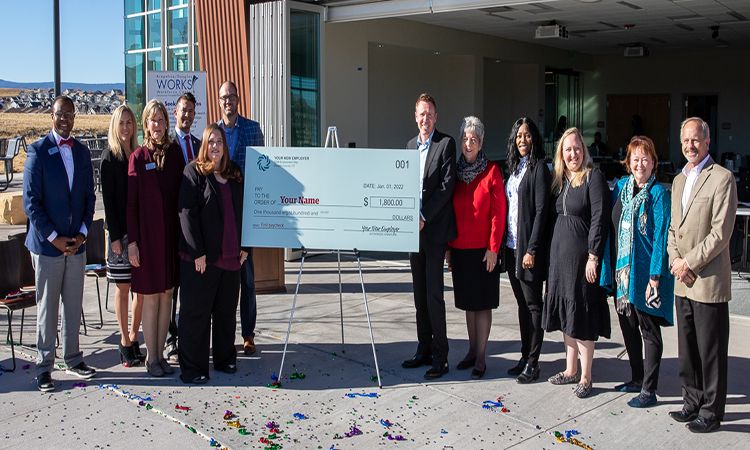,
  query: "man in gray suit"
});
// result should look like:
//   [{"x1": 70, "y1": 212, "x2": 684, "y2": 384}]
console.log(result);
[
  {"x1": 402, "y1": 93, "x2": 457, "y2": 379},
  {"x1": 667, "y1": 117, "x2": 736, "y2": 433}
]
